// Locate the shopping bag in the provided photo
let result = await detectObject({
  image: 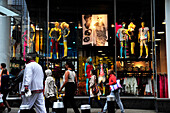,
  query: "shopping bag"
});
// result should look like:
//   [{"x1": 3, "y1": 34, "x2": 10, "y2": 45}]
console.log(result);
[
  {"x1": 110, "y1": 80, "x2": 122, "y2": 92},
  {"x1": 0, "y1": 94, "x2": 3, "y2": 103}
]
